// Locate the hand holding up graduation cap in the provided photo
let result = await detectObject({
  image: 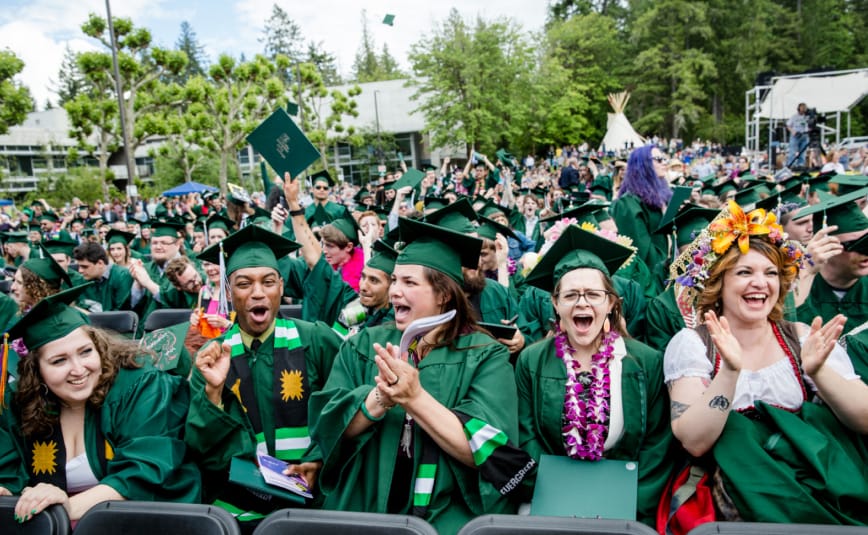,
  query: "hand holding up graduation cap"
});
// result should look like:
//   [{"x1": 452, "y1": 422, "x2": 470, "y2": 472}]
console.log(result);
[
  {"x1": 804, "y1": 225, "x2": 843, "y2": 274},
  {"x1": 197, "y1": 340, "x2": 233, "y2": 406}
]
